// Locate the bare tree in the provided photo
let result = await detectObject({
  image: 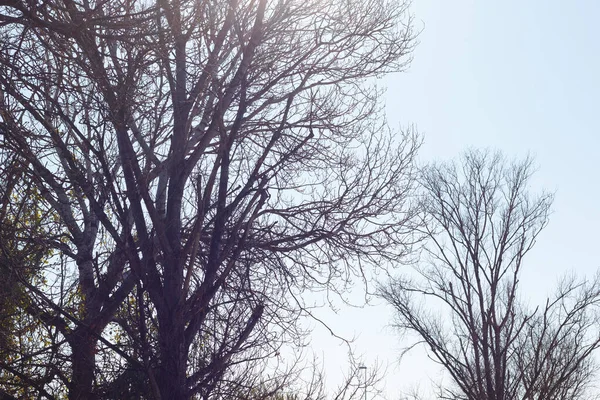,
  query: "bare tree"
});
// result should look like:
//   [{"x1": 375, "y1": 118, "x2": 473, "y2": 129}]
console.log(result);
[
  {"x1": 380, "y1": 150, "x2": 600, "y2": 400},
  {"x1": 0, "y1": 0, "x2": 418, "y2": 398}
]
